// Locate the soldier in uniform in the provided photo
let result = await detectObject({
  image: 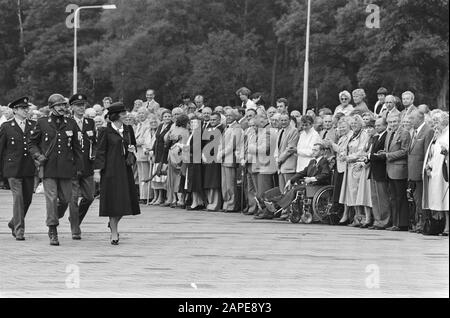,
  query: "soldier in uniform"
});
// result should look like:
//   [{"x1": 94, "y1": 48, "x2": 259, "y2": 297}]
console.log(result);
[
  {"x1": 0, "y1": 97, "x2": 36, "y2": 240},
  {"x1": 28, "y1": 94, "x2": 83, "y2": 246},
  {"x1": 57, "y1": 94, "x2": 96, "y2": 240}
]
